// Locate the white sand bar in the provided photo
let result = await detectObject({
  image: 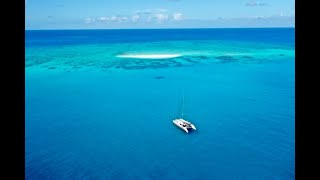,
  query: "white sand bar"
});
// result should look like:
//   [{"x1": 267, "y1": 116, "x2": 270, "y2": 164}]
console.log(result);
[{"x1": 117, "y1": 54, "x2": 182, "y2": 59}]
